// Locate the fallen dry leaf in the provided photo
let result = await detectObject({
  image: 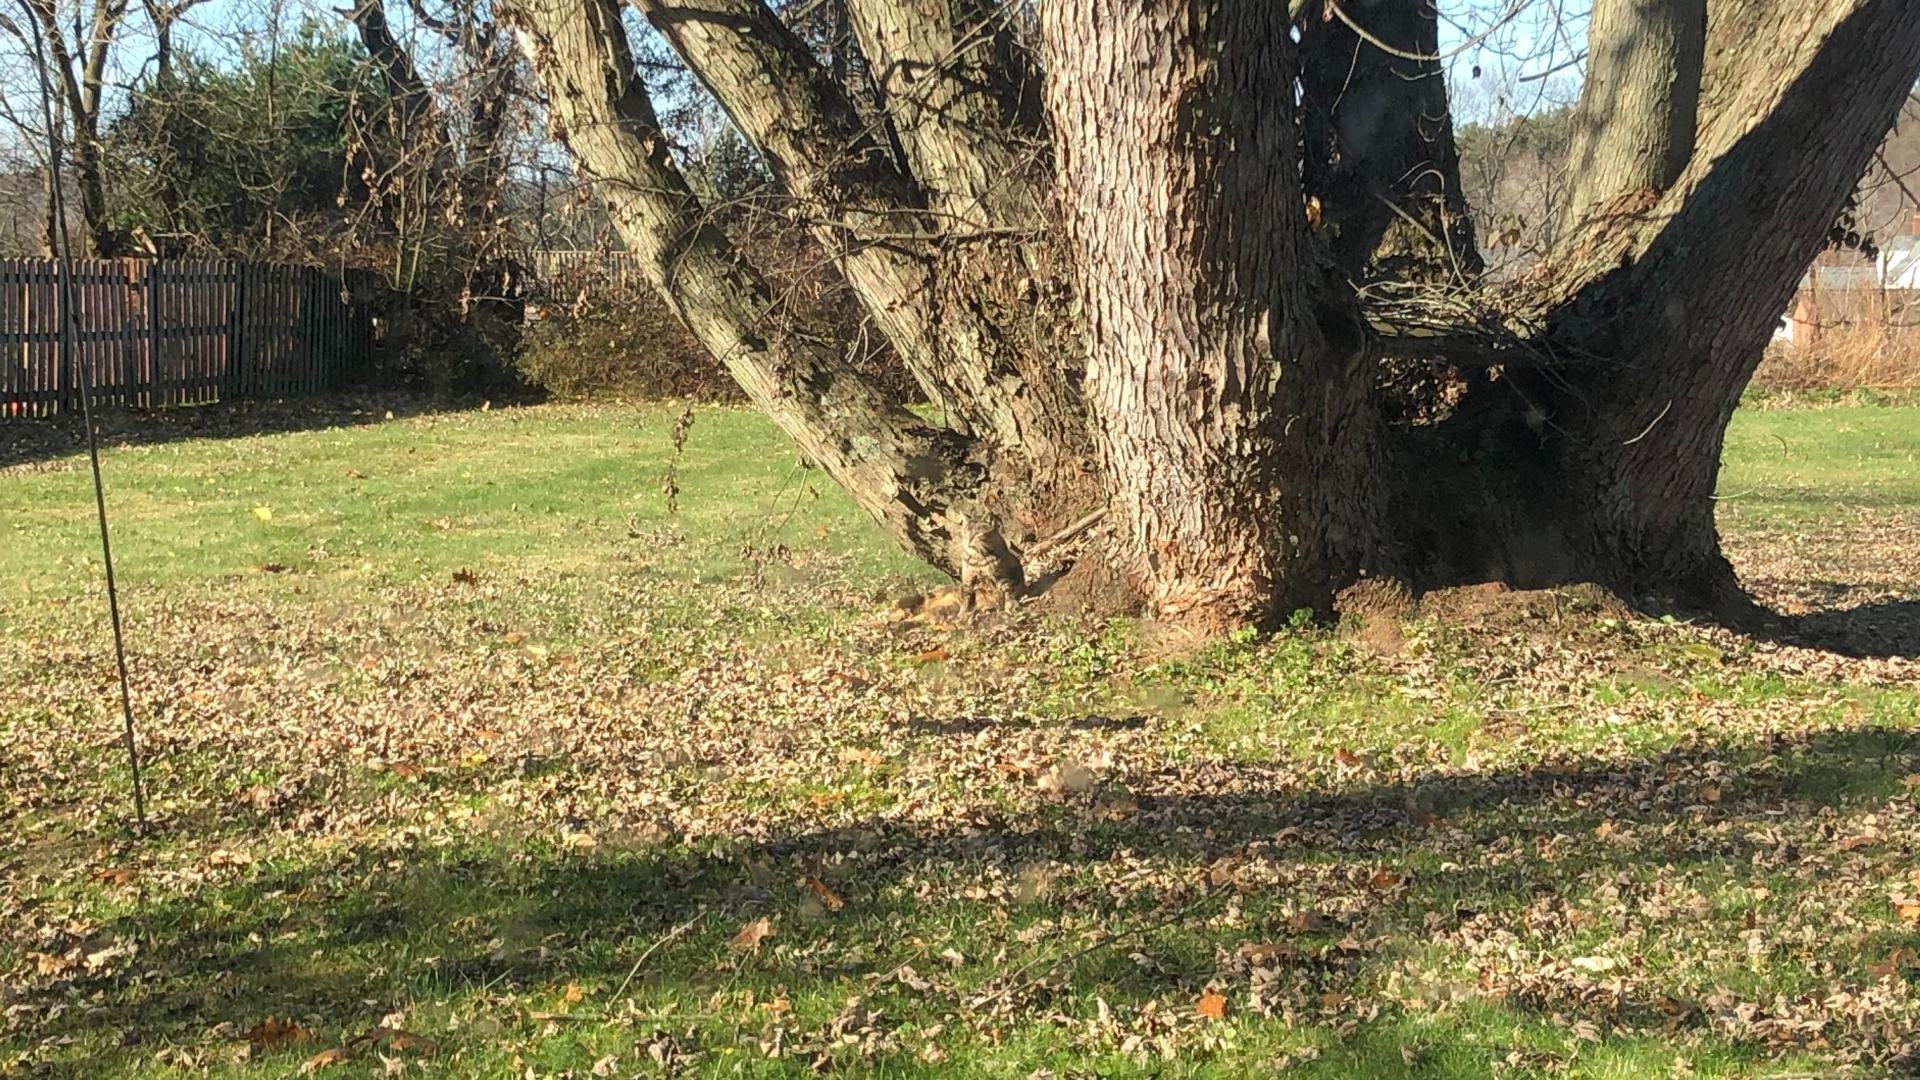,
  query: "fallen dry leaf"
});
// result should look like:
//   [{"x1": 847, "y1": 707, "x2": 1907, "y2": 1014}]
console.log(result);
[
  {"x1": 731, "y1": 916, "x2": 774, "y2": 951},
  {"x1": 301, "y1": 1047, "x2": 349, "y2": 1073},
  {"x1": 805, "y1": 876, "x2": 845, "y2": 912},
  {"x1": 247, "y1": 1017, "x2": 313, "y2": 1051},
  {"x1": 1368, "y1": 868, "x2": 1405, "y2": 891},
  {"x1": 1196, "y1": 989, "x2": 1228, "y2": 1020}
]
